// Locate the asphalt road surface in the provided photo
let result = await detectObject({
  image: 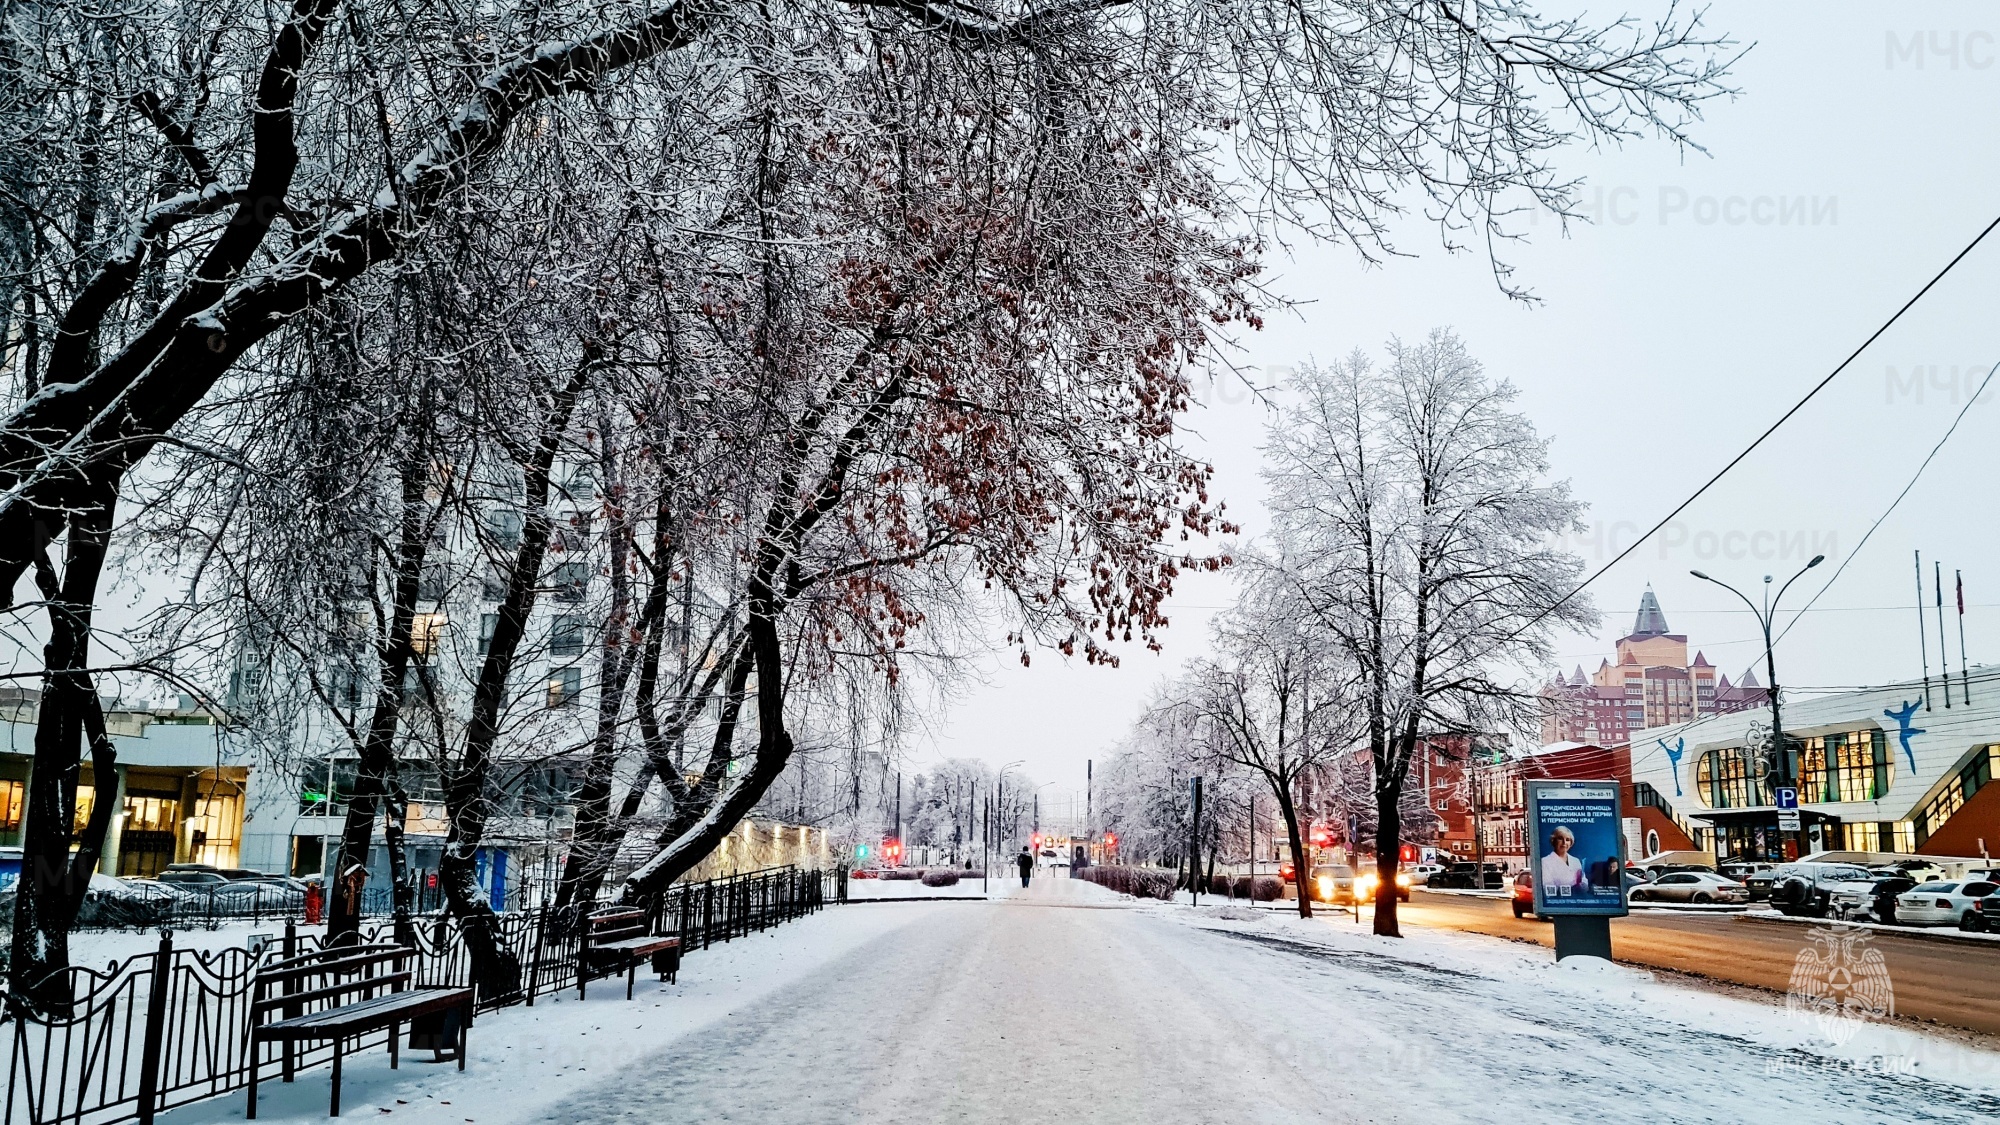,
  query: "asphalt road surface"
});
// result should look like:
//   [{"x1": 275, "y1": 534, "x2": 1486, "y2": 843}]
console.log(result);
[
  {"x1": 1403, "y1": 890, "x2": 2000, "y2": 1035},
  {"x1": 529, "y1": 878, "x2": 1999, "y2": 1124}
]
